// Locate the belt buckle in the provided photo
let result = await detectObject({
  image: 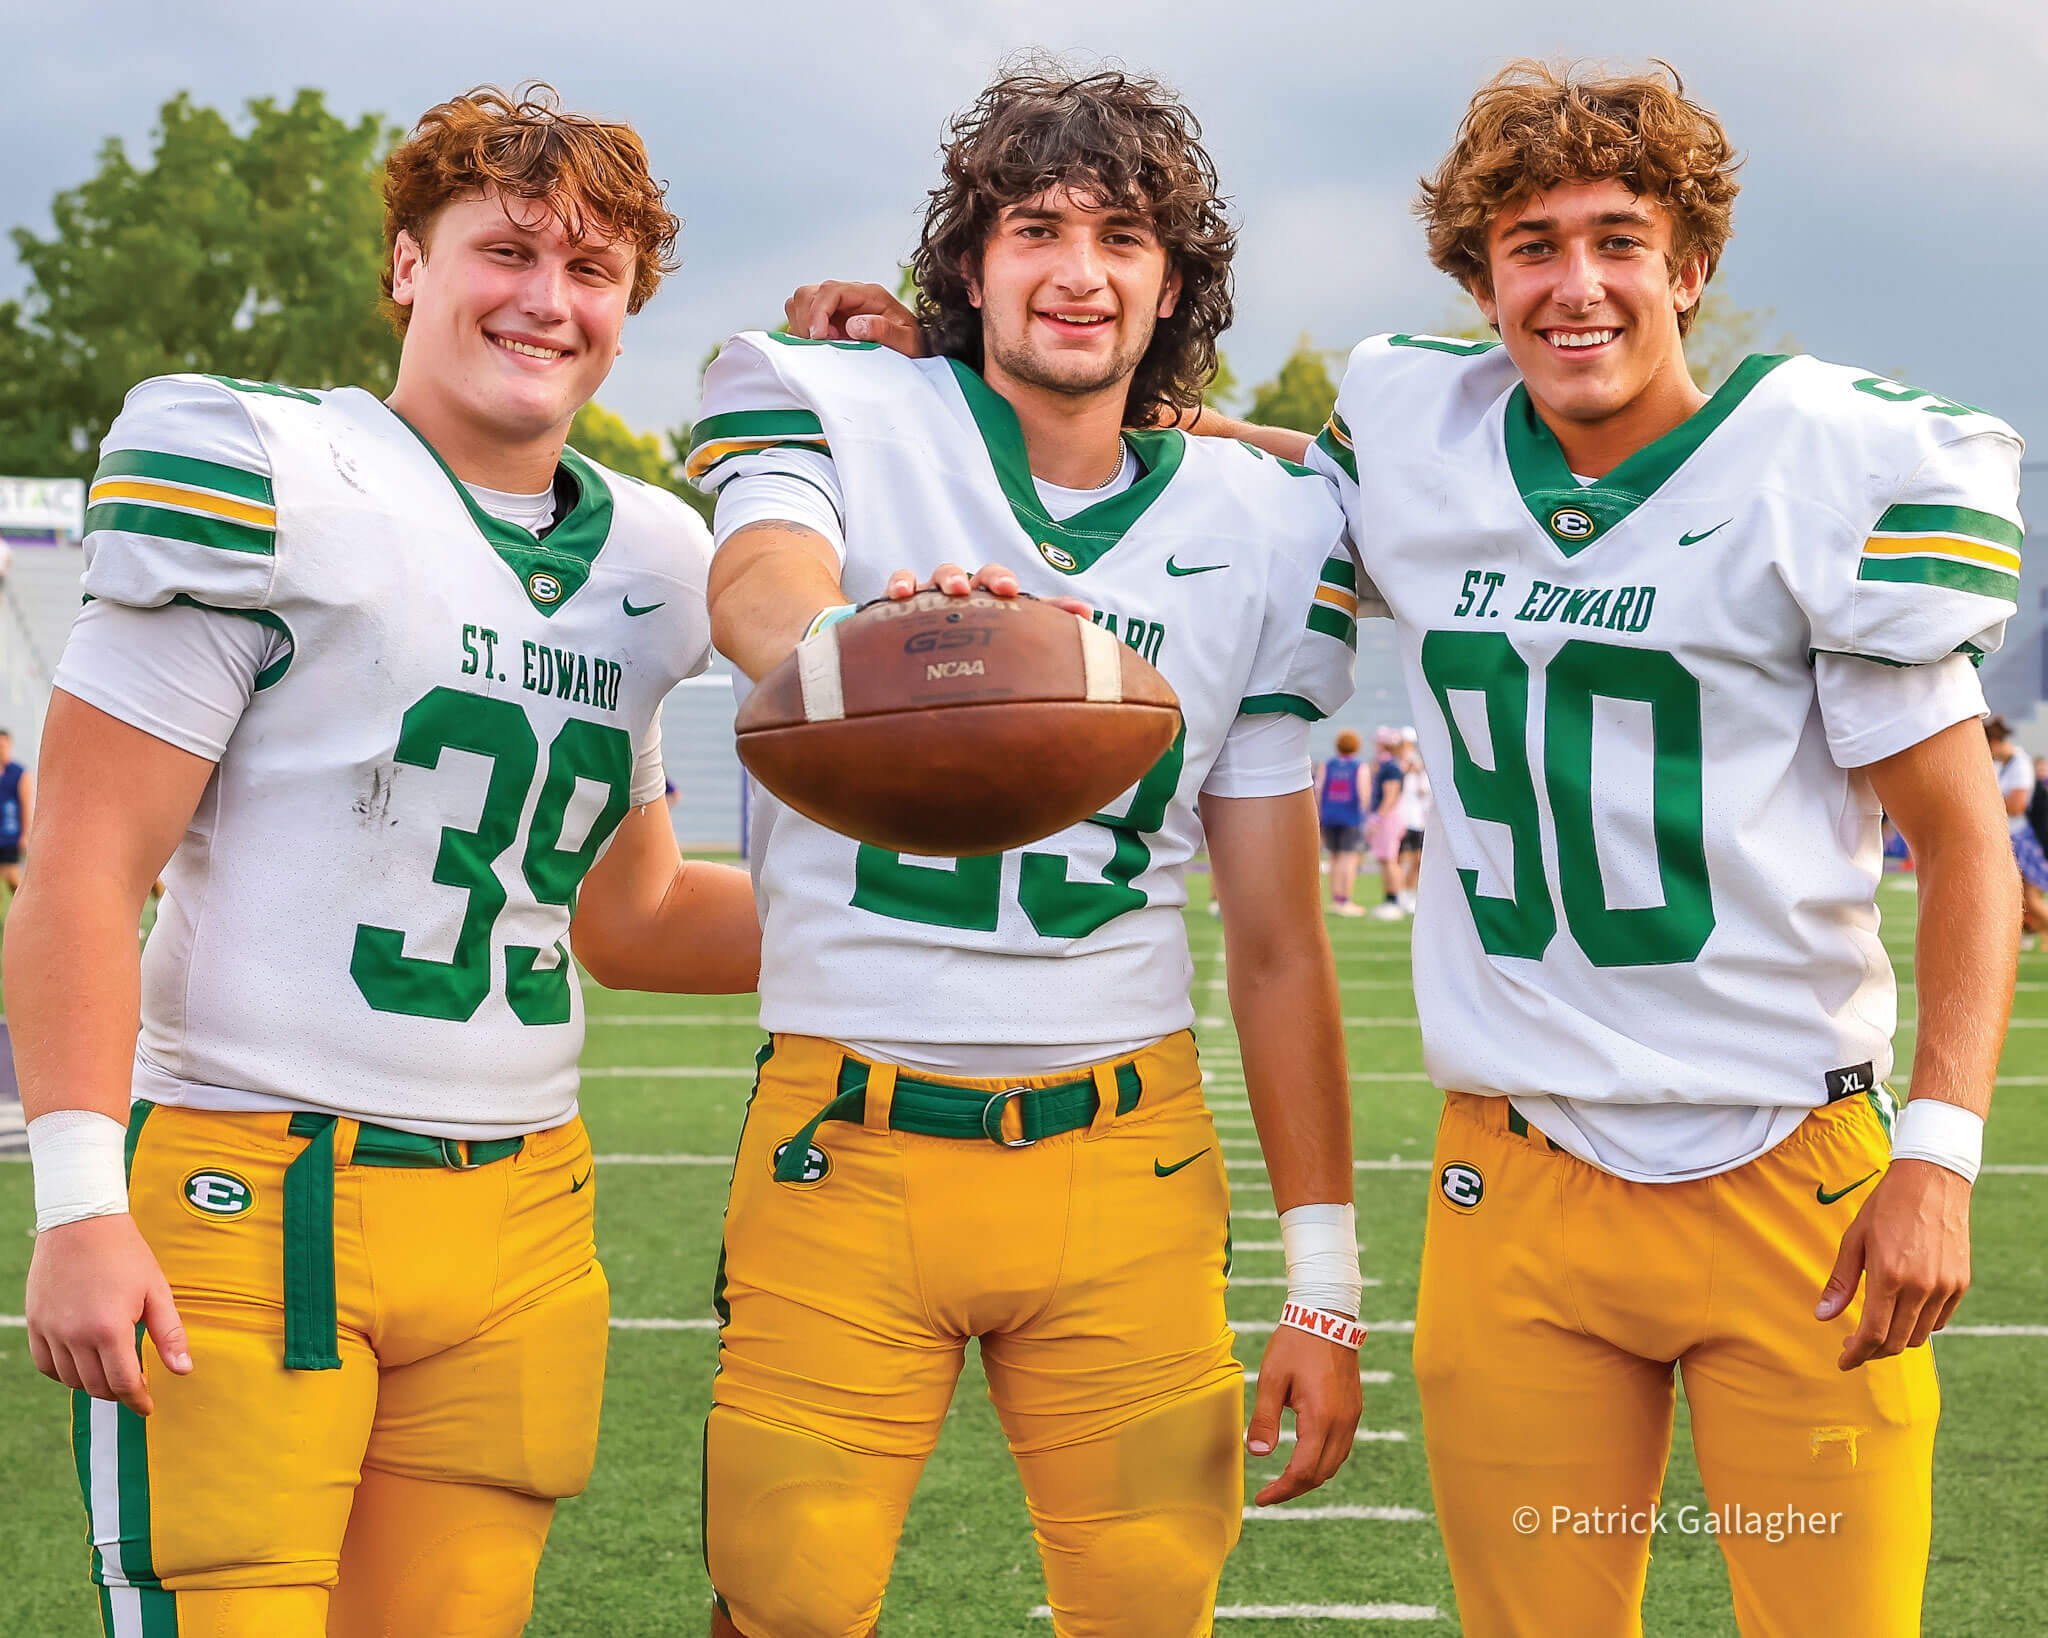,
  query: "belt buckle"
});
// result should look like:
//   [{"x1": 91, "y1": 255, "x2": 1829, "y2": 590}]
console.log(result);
[
  {"x1": 438, "y1": 1136, "x2": 483, "y2": 1172},
  {"x1": 980, "y1": 1087, "x2": 1037, "y2": 1149}
]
